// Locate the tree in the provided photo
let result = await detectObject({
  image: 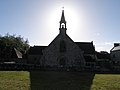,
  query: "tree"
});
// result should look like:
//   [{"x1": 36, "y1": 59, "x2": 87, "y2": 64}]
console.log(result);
[{"x1": 0, "y1": 33, "x2": 30, "y2": 60}]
